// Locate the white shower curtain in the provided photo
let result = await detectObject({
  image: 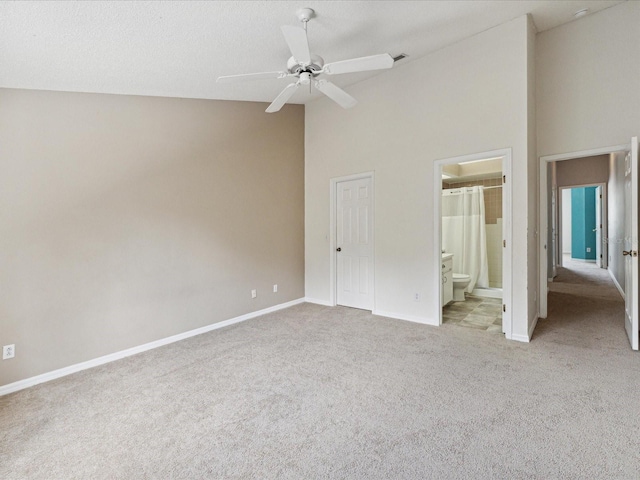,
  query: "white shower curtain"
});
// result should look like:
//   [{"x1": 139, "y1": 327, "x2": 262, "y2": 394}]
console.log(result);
[{"x1": 441, "y1": 186, "x2": 489, "y2": 293}]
